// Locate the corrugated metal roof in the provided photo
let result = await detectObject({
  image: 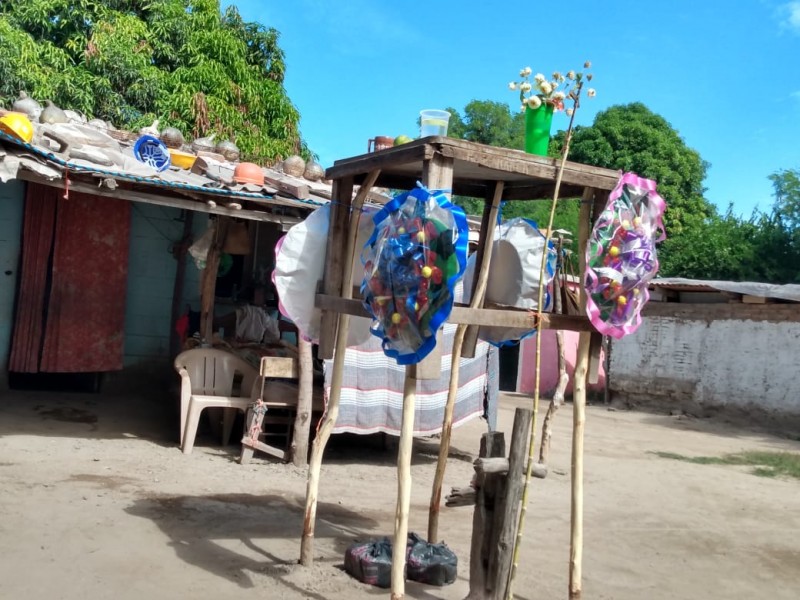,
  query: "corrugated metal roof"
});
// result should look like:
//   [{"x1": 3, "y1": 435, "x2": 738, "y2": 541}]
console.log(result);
[
  {"x1": 651, "y1": 278, "x2": 800, "y2": 302},
  {"x1": 0, "y1": 123, "x2": 389, "y2": 216}
]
